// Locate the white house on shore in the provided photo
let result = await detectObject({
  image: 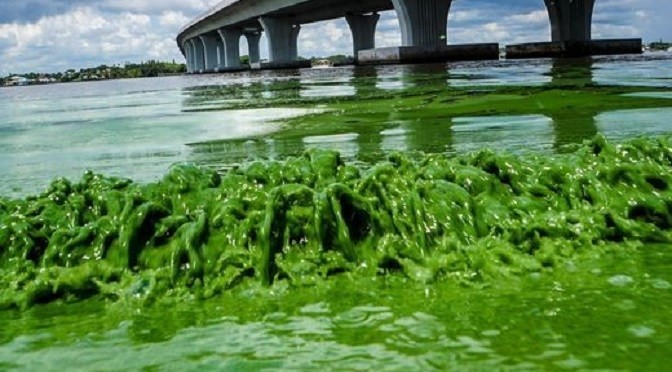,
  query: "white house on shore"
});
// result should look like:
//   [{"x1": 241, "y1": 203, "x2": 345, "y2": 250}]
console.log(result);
[{"x1": 4, "y1": 76, "x2": 28, "y2": 86}]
